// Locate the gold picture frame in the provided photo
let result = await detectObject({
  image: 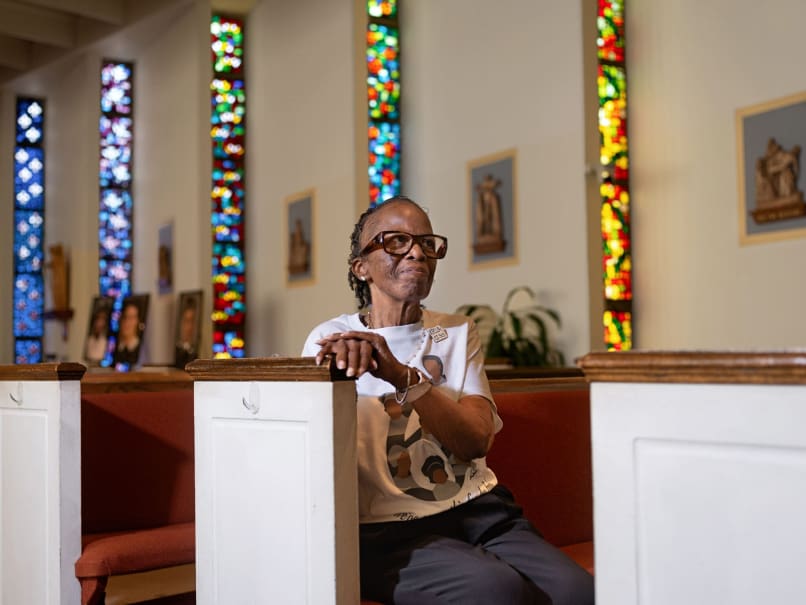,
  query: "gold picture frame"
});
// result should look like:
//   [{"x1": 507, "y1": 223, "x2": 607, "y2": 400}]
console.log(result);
[
  {"x1": 467, "y1": 148, "x2": 519, "y2": 269},
  {"x1": 736, "y1": 91, "x2": 806, "y2": 245}
]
